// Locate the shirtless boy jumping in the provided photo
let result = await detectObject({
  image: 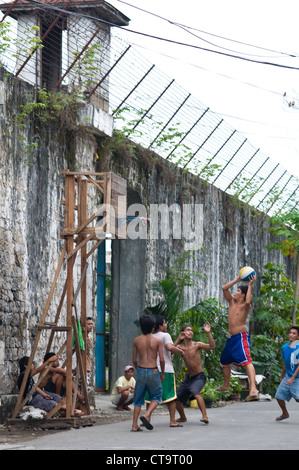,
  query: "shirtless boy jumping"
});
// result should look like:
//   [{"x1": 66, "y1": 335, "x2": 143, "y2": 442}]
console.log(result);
[
  {"x1": 131, "y1": 314, "x2": 165, "y2": 432},
  {"x1": 216, "y1": 275, "x2": 259, "y2": 401},
  {"x1": 174, "y1": 322, "x2": 215, "y2": 424}
]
